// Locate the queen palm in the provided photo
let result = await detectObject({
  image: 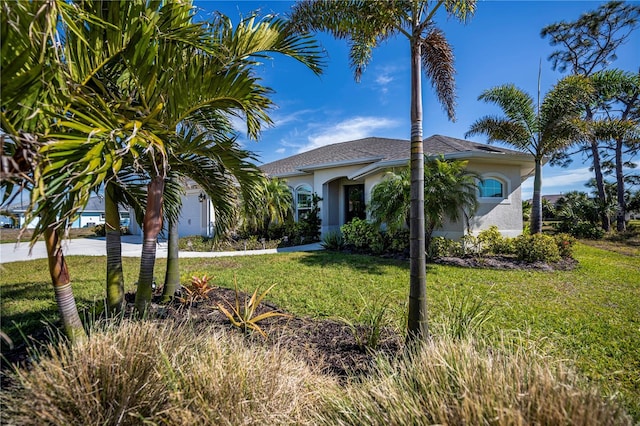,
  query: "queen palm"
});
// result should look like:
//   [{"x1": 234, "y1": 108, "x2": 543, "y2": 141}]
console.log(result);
[
  {"x1": 466, "y1": 75, "x2": 592, "y2": 234},
  {"x1": 290, "y1": 0, "x2": 475, "y2": 341}
]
